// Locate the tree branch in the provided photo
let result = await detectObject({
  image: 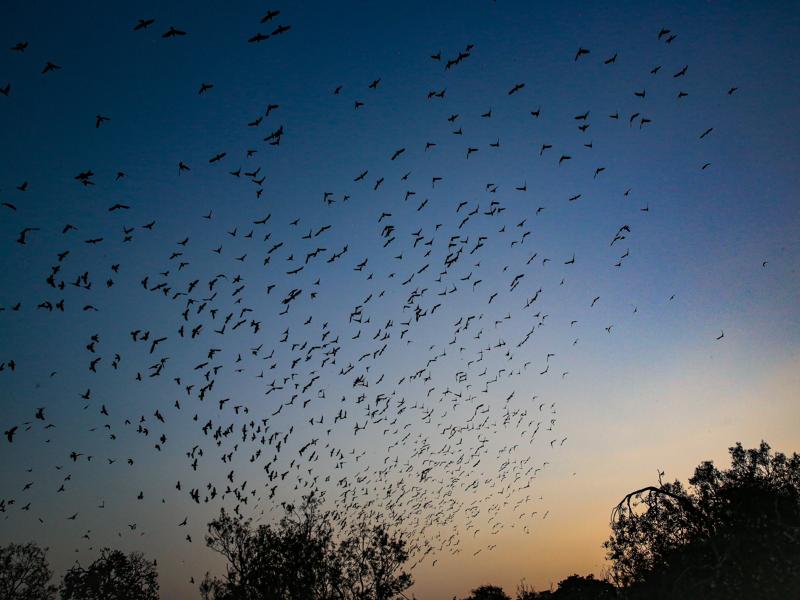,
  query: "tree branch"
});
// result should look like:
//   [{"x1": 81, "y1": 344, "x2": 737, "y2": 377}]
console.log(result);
[{"x1": 611, "y1": 486, "x2": 705, "y2": 525}]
